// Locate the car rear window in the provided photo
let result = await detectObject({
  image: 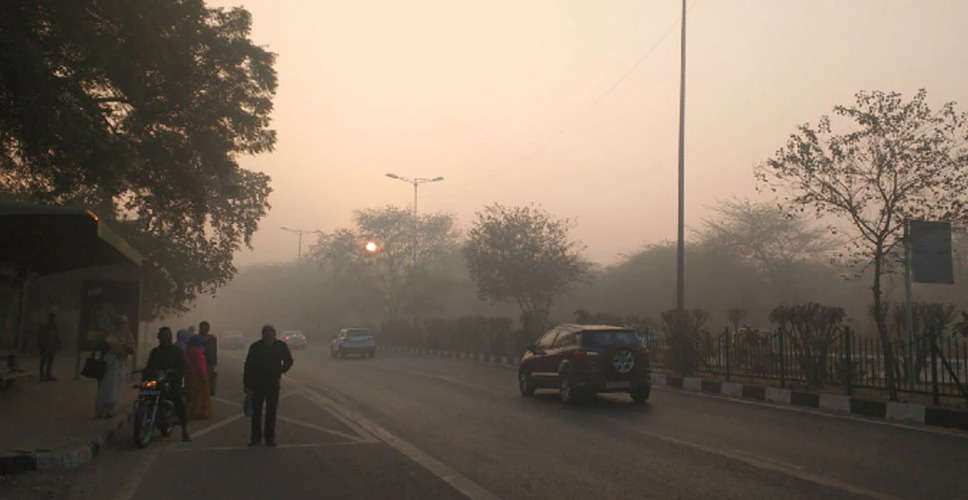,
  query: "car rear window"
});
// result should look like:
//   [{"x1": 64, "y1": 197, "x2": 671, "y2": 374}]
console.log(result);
[
  {"x1": 579, "y1": 330, "x2": 640, "y2": 348},
  {"x1": 349, "y1": 332, "x2": 372, "y2": 339}
]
